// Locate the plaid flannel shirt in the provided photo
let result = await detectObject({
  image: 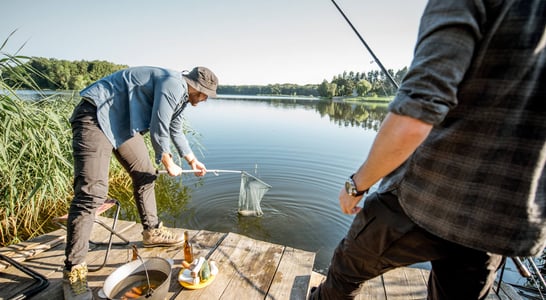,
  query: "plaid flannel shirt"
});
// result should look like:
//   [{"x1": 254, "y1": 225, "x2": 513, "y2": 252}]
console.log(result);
[{"x1": 379, "y1": 0, "x2": 546, "y2": 256}]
